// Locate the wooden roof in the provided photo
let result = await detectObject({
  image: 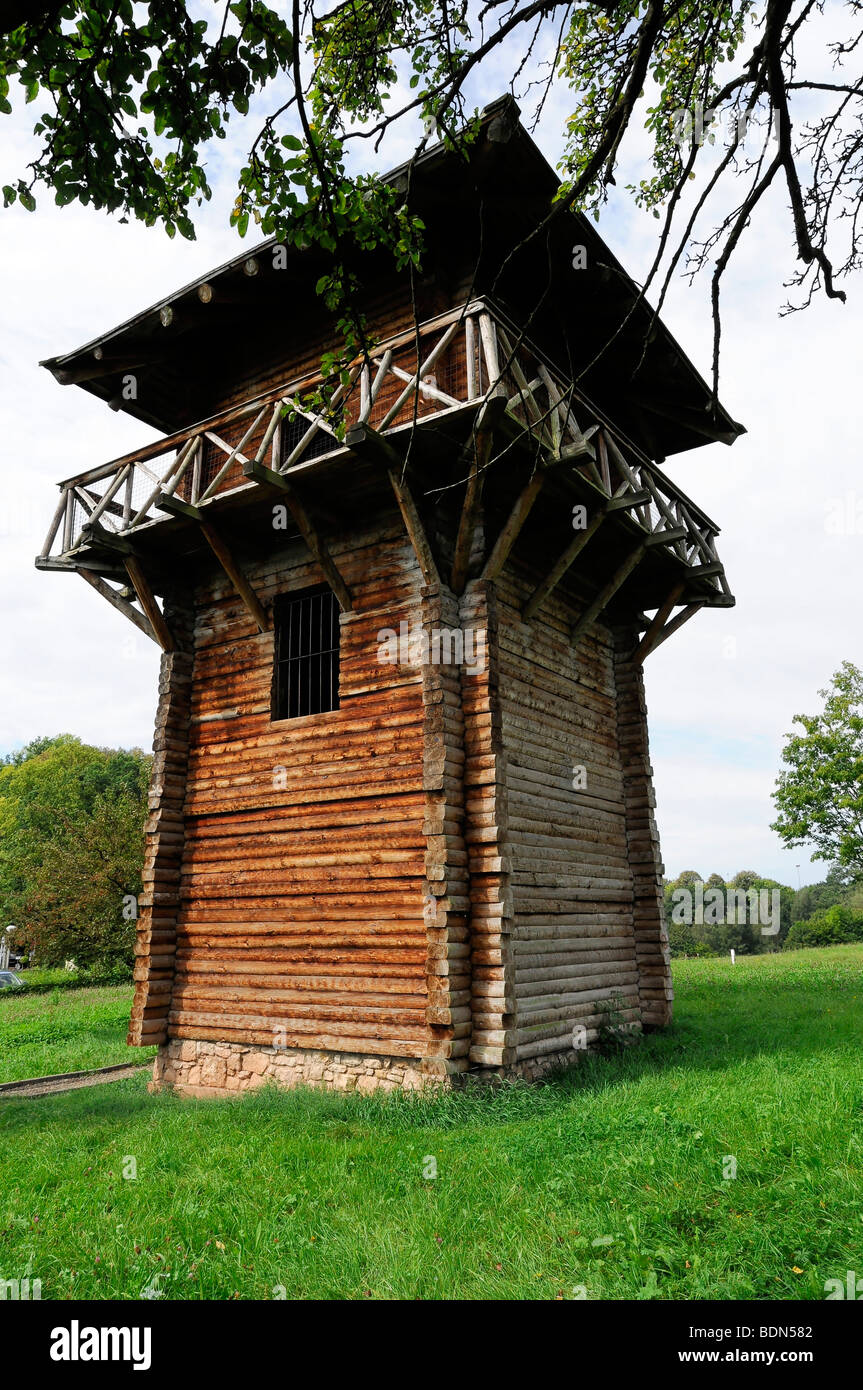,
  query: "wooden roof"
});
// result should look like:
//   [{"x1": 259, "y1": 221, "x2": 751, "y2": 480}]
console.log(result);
[{"x1": 40, "y1": 96, "x2": 744, "y2": 460}]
